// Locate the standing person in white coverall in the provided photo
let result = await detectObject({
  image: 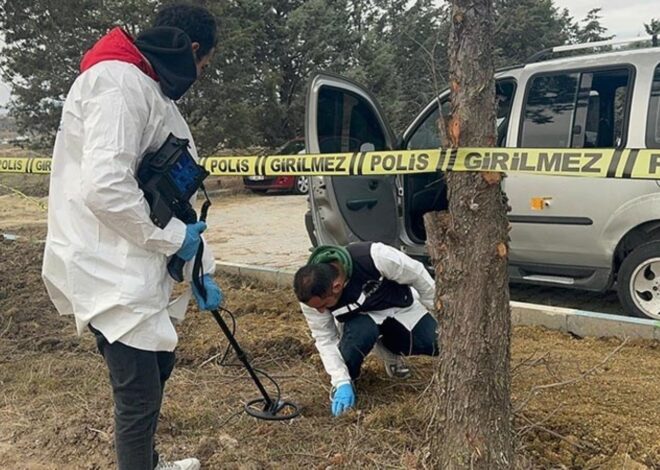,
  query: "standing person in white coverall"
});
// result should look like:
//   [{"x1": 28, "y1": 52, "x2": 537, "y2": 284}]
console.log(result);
[
  {"x1": 293, "y1": 242, "x2": 439, "y2": 417},
  {"x1": 42, "y1": 4, "x2": 221, "y2": 470}
]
